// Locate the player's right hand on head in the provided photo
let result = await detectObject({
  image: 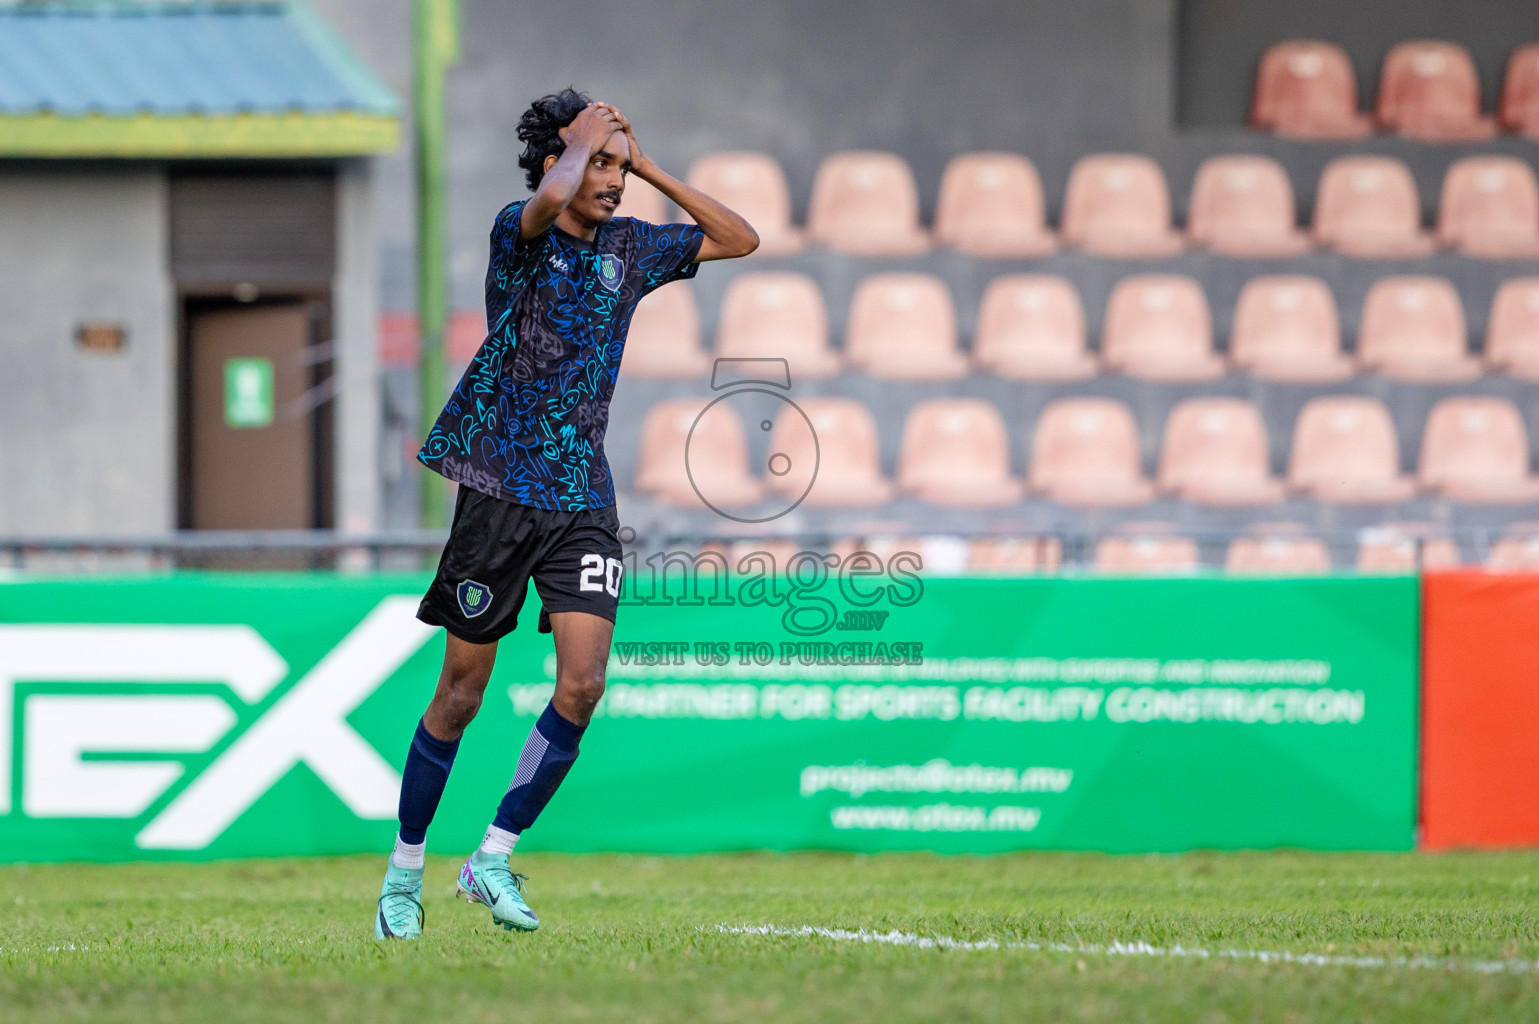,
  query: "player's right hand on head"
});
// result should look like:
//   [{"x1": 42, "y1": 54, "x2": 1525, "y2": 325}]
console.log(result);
[{"x1": 558, "y1": 103, "x2": 622, "y2": 153}]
